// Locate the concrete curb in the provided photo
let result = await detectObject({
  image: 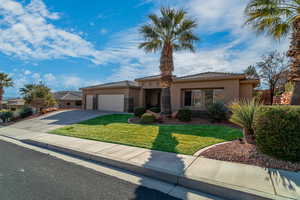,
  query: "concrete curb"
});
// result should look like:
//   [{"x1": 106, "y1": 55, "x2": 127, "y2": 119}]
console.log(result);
[{"x1": 21, "y1": 138, "x2": 284, "y2": 200}]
